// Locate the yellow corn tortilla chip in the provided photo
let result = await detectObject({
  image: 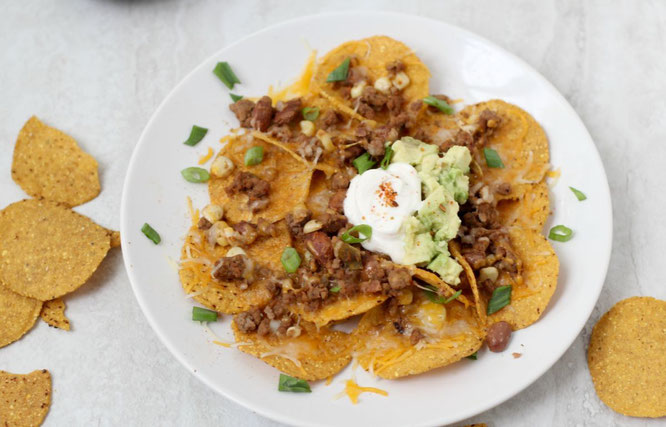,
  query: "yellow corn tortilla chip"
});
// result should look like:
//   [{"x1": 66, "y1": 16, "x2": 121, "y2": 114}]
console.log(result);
[
  {"x1": 232, "y1": 321, "x2": 353, "y2": 381},
  {"x1": 588, "y1": 297, "x2": 666, "y2": 417},
  {"x1": 106, "y1": 229, "x2": 121, "y2": 248},
  {"x1": 354, "y1": 293, "x2": 484, "y2": 379},
  {"x1": 498, "y1": 181, "x2": 551, "y2": 229},
  {"x1": 209, "y1": 134, "x2": 313, "y2": 224},
  {"x1": 179, "y1": 221, "x2": 291, "y2": 314},
  {"x1": 0, "y1": 369, "x2": 51, "y2": 426},
  {"x1": 314, "y1": 36, "x2": 430, "y2": 122},
  {"x1": 306, "y1": 170, "x2": 334, "y2": 216},
  {"x1": 40, "y1": 298, "x2": 70, "y2": 331},
  {"x1": 292, "y1": 293, "x2": 388, "y2": 327},
  {"x1": 252, "y1": 131, "x2": 338, "y2": 177},
  {"x1": 410, "y1": 267, "x2": 472, "y2": 307},
  {"x1": 12, "y1": 116, "x2": 100, "y2": 207},
  {"x1": 0, "y1": 199, "x2": 111, "y2": 301},
  {"x1": 0, "y1": 285, "x2": 43, "y2": 348},
  {"x1": 449, "y1": 240, "x2": 486, "y2": 325}
]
